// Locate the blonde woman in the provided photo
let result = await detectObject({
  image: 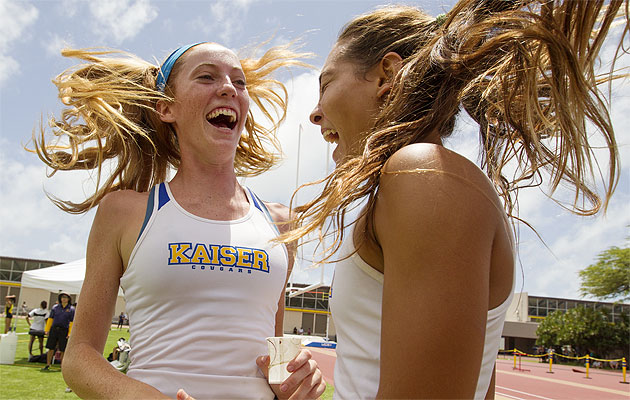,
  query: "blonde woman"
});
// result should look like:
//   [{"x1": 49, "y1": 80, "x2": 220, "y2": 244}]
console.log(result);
[
  {"x1": 283, "y1": 1, "x2": 627, "y2": 398},
  {"x1": 34, "y1": 42, "x2": 324, "y2": 399}
]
